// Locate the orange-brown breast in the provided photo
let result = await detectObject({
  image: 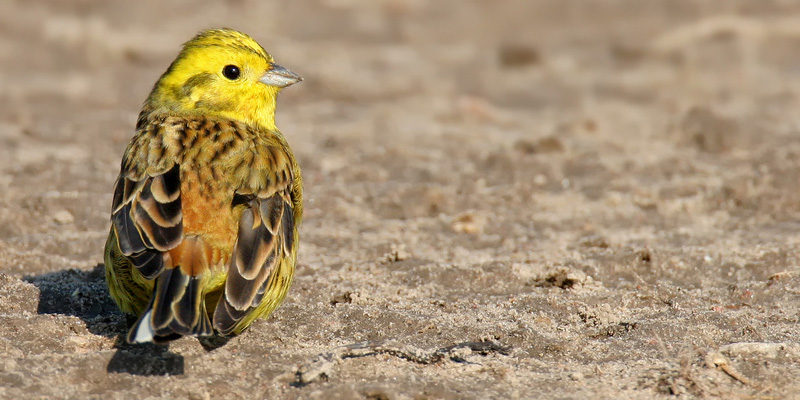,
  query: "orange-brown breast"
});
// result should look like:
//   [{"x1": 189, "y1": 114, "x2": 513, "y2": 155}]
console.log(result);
[{"x1": 167, "y1": 166, "x2": 239, "y2": 276}]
